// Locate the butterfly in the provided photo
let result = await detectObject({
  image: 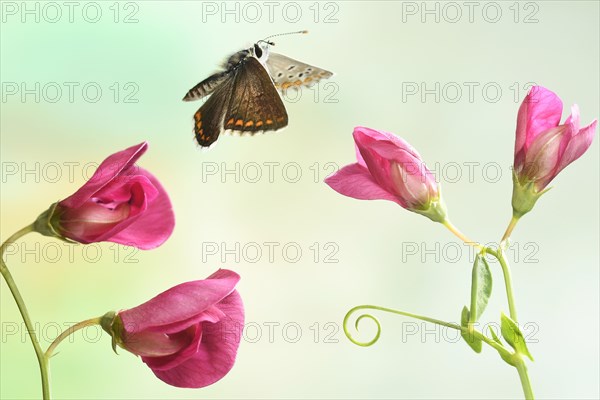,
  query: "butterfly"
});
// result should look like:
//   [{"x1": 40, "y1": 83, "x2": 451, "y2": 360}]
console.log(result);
[{"x1": 183, "y1": 36, "x2": 333, "y2": 147}]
